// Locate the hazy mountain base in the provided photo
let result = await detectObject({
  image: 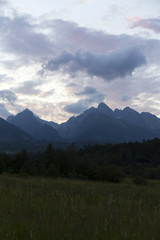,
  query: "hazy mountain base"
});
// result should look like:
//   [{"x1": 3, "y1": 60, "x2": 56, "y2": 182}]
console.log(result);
[{"x1": 0, "y1": 140, "x2": 71, "y2": 153}]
